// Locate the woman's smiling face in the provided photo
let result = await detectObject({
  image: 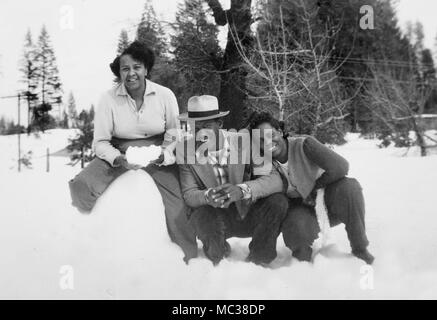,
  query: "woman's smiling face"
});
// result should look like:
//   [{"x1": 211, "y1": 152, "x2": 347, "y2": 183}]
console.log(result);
[
  {"x1": 119, "y1": 54, "x2": 147, "y2": 92},
  {"x1": 256, "y1": 122, "x2": 286, "y2": 159}
]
